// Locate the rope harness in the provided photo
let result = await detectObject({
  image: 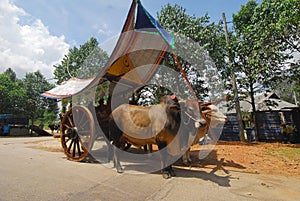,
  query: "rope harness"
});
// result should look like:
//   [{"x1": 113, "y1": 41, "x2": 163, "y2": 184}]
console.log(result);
[{"x1": 183, "y1": 111, "x2": 200, "y2": 125}]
